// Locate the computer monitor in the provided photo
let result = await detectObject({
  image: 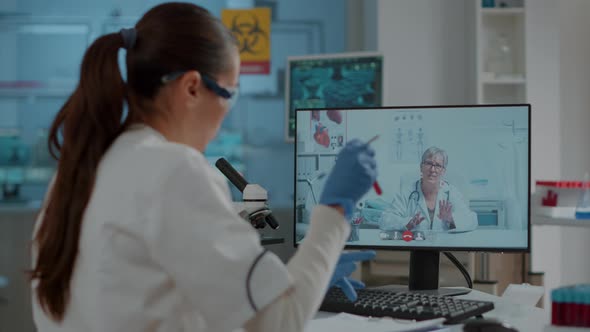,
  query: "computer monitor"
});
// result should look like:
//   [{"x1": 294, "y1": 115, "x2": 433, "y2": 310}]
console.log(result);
[
  {"x1": 294, "y1": 105, "x2": 531, "y2": 293},
  {"x1": 284, "y1": 52, "x2": 383, "y2": 142}
]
